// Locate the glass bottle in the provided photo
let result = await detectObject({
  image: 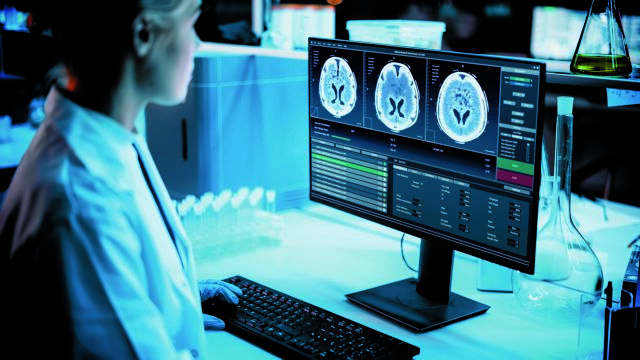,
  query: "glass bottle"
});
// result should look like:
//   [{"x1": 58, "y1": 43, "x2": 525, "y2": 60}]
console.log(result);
[
  {"x1": 514, "y1": 96, "x2": 604, "y2": 322},
  {"x1": 570, "y1": 0, "x2": 632, "y2": 76}
]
